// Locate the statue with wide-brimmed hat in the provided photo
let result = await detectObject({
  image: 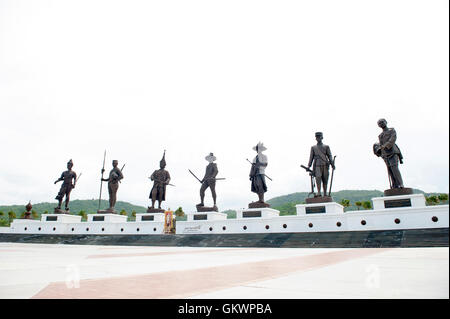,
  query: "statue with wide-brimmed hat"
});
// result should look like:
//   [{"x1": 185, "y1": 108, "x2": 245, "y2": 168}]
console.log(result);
[
  {"x1": 195, "y1": 152, "x2": 219, "y2": 212},
  {"x1": 248, "y1": 142, "x2": 270, "y2": 208}
]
